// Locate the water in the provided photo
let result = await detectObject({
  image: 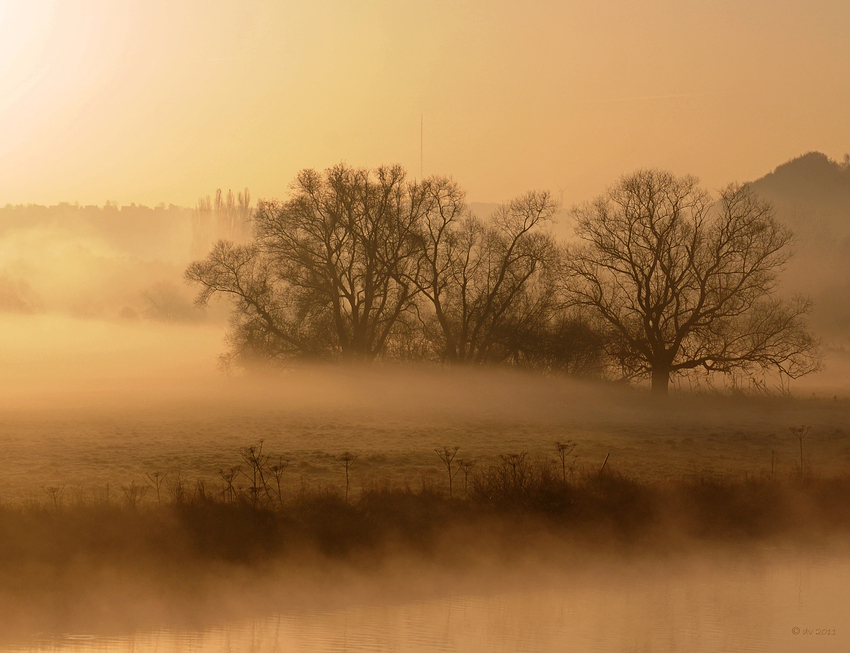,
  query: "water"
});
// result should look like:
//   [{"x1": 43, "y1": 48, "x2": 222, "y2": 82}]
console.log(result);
[{"x1": 7, "y1": 547, "x2": 849, "y2": 653}]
